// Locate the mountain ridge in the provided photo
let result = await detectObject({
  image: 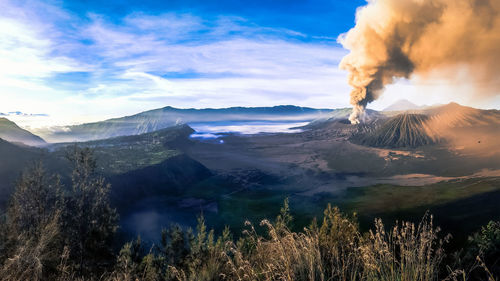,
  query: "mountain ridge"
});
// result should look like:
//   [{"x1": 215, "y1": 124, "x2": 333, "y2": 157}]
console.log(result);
[
  {"x1": 0, "y1": 117, "x2": 46, "y2": 146},
  {"x1": 36, "y1": 105, "x2": 333, "y2": 143}
]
